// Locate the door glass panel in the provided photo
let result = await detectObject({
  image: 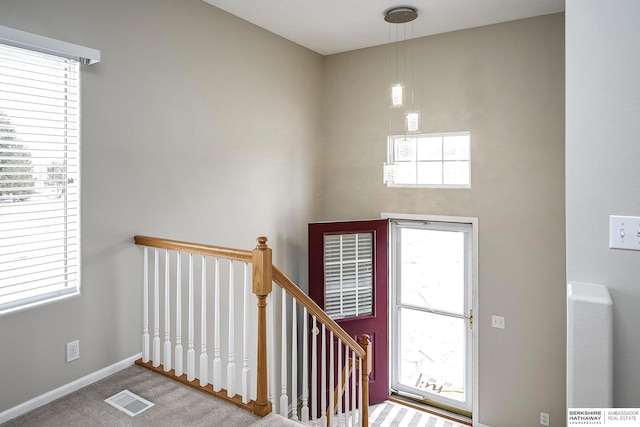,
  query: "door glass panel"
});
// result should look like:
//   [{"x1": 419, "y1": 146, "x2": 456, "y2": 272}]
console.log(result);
[
  {"x1": 391, "y1": 219, "x2": 473, "y2": 414},
  {"x1": 400, "y1": 228, "x2": 464, "y2": 315},
  {"x1": 324, "y1": 232, "x2": 373, "y2": 319},
  {"x1": 399, "y1": 308, "x2": 466, "y2": 402}
]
